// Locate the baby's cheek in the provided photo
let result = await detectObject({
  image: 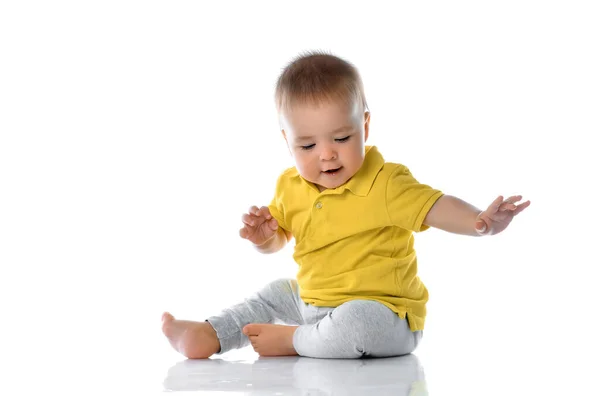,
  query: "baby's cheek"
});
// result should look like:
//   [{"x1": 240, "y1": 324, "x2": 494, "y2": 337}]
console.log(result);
[
  {"x1": 299, "y1": 169, "x2": 315, "y2": 181},
  {"x1": 296, "y1": 162, "x2": 313, "y2": 177}
]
